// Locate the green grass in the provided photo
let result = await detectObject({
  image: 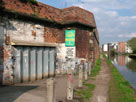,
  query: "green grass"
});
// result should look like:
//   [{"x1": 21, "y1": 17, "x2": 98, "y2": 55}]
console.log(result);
[
  {"x1": 104, "y1": 54, "x2": 136, "y2": 102},
  {"x1": 74, "y1": 57, "x2": 101, "y2": 102},
  {"x1": 75, "y1": 82, "x2": 95, "y2": 102},
  {"x1": 90, "y1": 58, "x2": 101, "y2": 77},
  {"x1": 89, "y1": 77, "x2": 96, "y2": 80}
]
